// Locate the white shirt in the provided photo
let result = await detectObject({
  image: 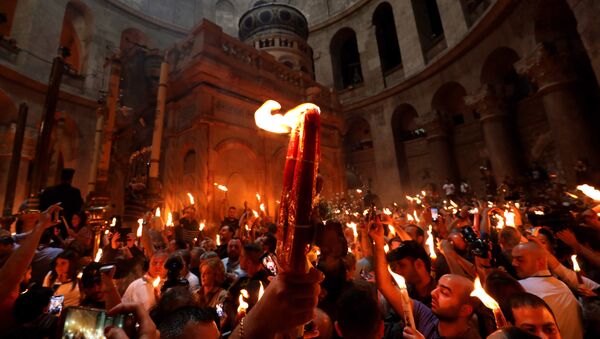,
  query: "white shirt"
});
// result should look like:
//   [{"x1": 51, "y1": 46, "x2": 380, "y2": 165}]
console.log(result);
[
  {"x1": 519, "y1": 271, "x2": 583, "y2": 339},
  {"x1": 442, "y1": 183, "x2": 455, "y2": 196},
  {"x1": 121, "y1": 274, "x2": 157, "y2": 311},
  {"x1": 186, "y1": 271, "x2": 200, "y2": 291},
  {"x1": 43, "y1": 271, "x2": 80, "y2": 307}
]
